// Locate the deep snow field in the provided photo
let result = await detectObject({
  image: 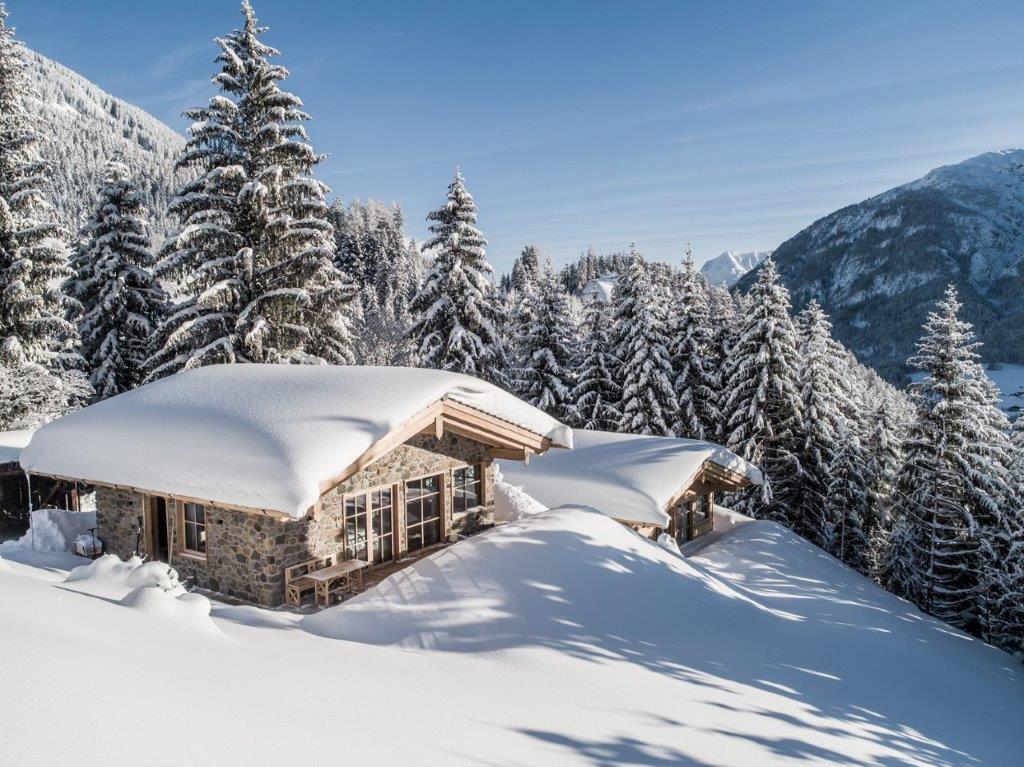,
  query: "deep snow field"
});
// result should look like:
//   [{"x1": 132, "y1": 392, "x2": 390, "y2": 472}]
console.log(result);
[{"x1": 1, "y1": 506, "x2": 1020, "y2": 766}]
